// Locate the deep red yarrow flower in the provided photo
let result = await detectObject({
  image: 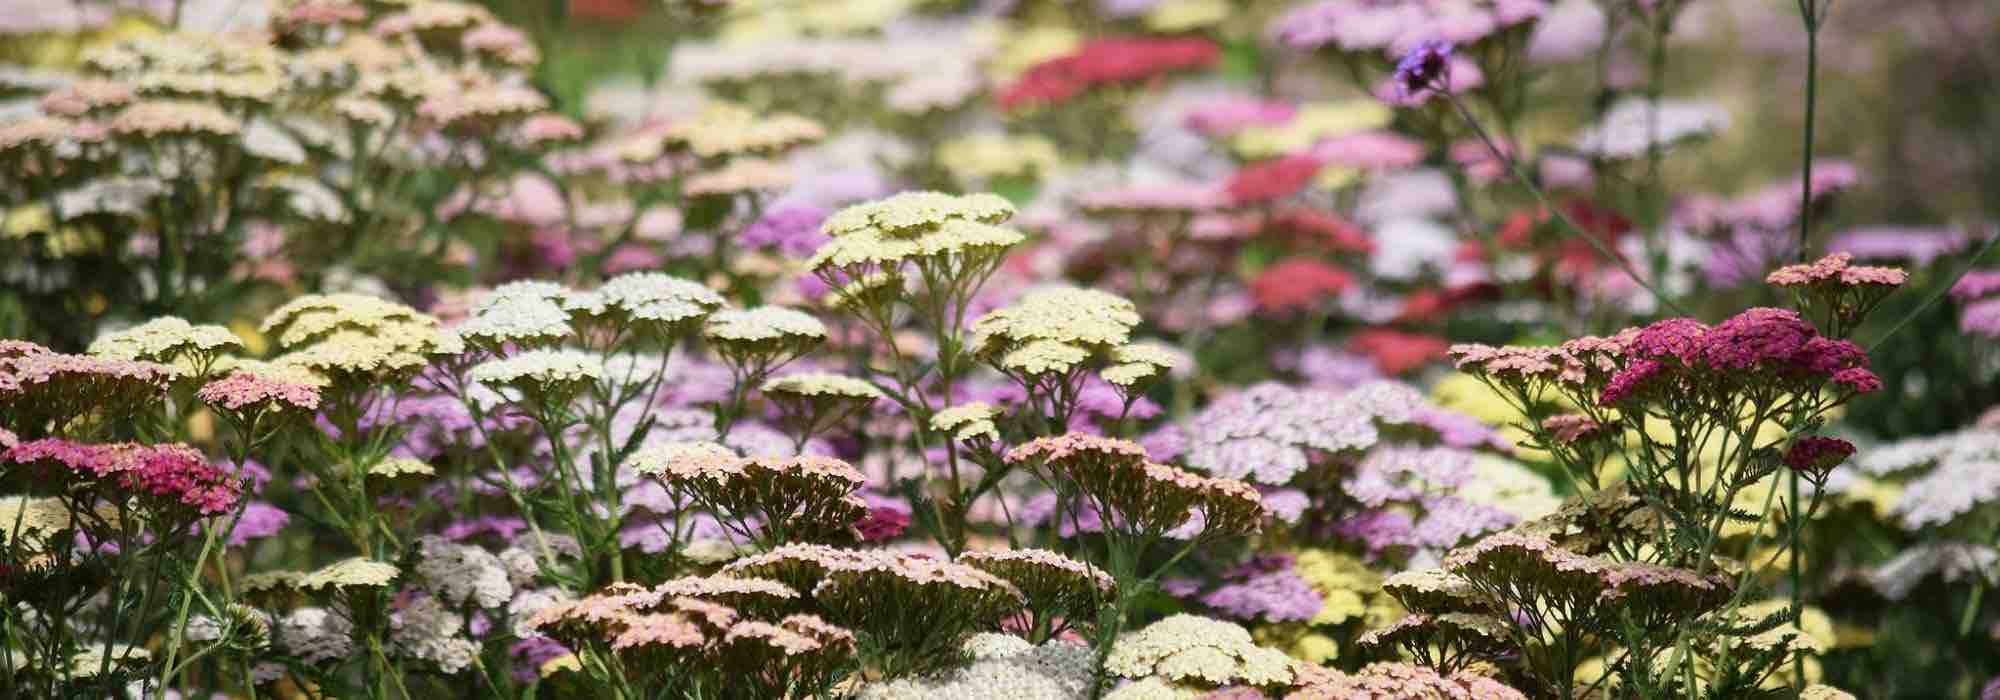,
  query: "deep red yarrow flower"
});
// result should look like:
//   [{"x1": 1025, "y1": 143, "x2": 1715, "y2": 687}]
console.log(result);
[
  {"x1": 1226, "y1": 154, "x2": 1323, "y2": 205},
  {"x1": 1272, "y1": 207, "x2": 1374, "y2": 254},
  {"x1": 998, "y1": 37, "x2": 1221, "y2": 111},
  {"x1": 1251, "y1": 259, "x2": 1353, "y2": 313},
  {"x1": 1348, "y1": 329, "x2": 1450, "y2": 375},
  {"x1": 854, "y1": 507, "x2": 911, "y2": 542},
  {"x1": 3, "y1": 439, "x2": 241, "y2": 516},
  {"x1": 1784, "y1": 436, "x2": 1855, "y2": 476}
]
